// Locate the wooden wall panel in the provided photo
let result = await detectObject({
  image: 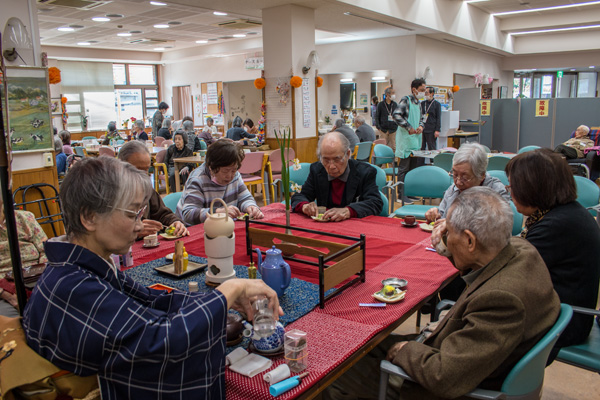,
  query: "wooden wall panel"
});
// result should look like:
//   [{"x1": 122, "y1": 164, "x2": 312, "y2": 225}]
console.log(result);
[{"x1": 11, "y1": 165, "x2": 64, "y2": 238}]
